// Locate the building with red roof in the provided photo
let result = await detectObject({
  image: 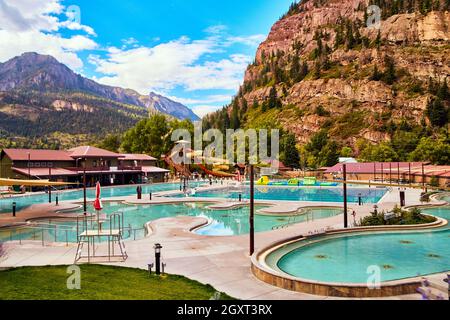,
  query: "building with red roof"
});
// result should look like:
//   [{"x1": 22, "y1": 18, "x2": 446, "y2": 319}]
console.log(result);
[
  {"x1": 0, "y1": 146, "x2": 169, "y2": 186},
  {"x1": 323, "y1": 161, "x2": 449, "y2": 188}
]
